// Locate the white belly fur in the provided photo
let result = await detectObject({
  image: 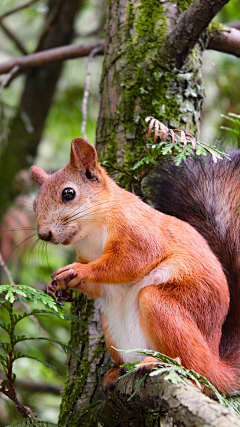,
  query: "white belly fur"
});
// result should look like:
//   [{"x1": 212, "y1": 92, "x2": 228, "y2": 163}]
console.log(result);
[{"x1": 99, "y1": 266, "x2": 171, "y2": 363}]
